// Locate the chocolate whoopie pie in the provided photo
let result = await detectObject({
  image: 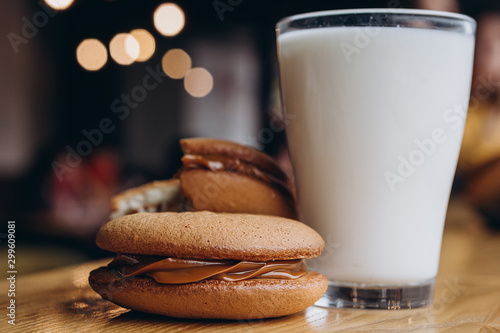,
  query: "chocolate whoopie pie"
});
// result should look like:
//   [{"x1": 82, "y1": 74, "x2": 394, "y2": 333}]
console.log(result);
[
  {"x1": 178, "y1": 138, "x2": 298, "y2": 219},
  {"x1": 88, "y1": 211, "x2": 327, "y2": 319}
]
